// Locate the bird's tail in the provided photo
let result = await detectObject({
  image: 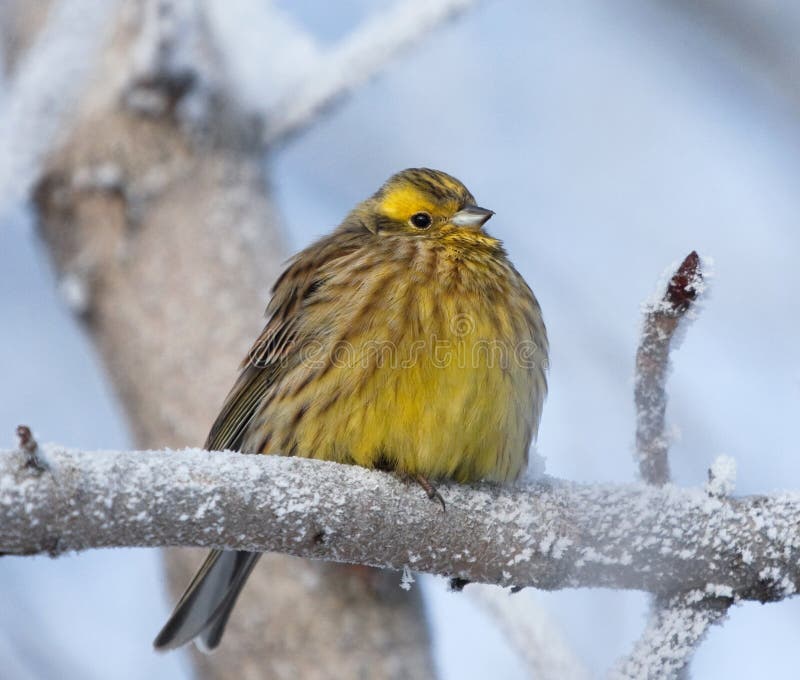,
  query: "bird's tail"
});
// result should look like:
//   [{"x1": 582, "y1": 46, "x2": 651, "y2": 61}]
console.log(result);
[{"x1": 153, "y1": 549, "x2": 261, "y2": 652}]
